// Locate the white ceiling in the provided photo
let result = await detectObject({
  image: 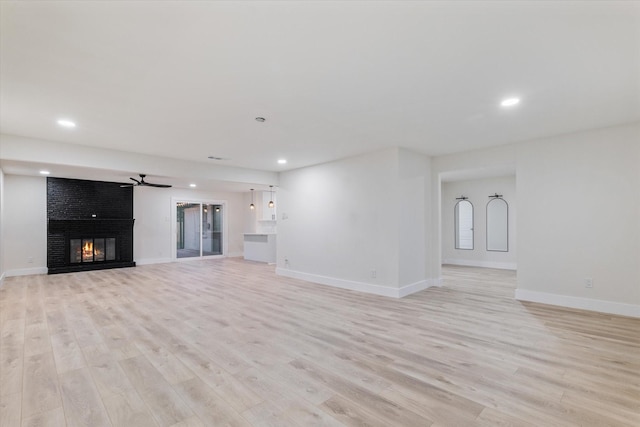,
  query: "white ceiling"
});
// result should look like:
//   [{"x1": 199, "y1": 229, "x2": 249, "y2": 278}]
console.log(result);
[{"x1": 1, "y1": 1, "x2": 639, "y2": 178}]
